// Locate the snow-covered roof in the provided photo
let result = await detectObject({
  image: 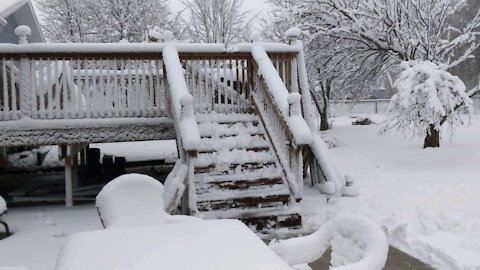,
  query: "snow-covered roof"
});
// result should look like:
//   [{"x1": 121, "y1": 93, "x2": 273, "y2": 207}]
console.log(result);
[
  {"x1": 0, "y1": 0, "x2": 29, "y2": 18},
  {"x1": 0, "y1": 0, "x2": 44, "y2": 43}
]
